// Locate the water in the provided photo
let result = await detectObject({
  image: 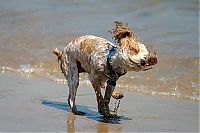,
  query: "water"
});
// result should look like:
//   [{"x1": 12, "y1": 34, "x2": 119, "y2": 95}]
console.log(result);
[{"x1": 0, "y1": 0, "x2": 199, "y2": 101}]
